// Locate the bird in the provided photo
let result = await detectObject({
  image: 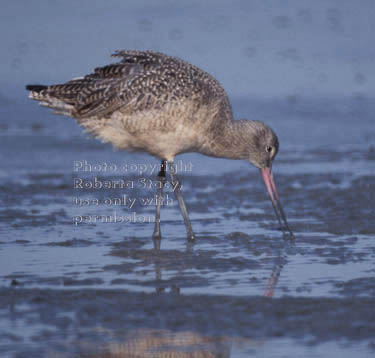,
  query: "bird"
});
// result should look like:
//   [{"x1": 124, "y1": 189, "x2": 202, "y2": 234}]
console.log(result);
[{"x1": 26, "y1": 50, "x2": 293, "y2": 241}]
